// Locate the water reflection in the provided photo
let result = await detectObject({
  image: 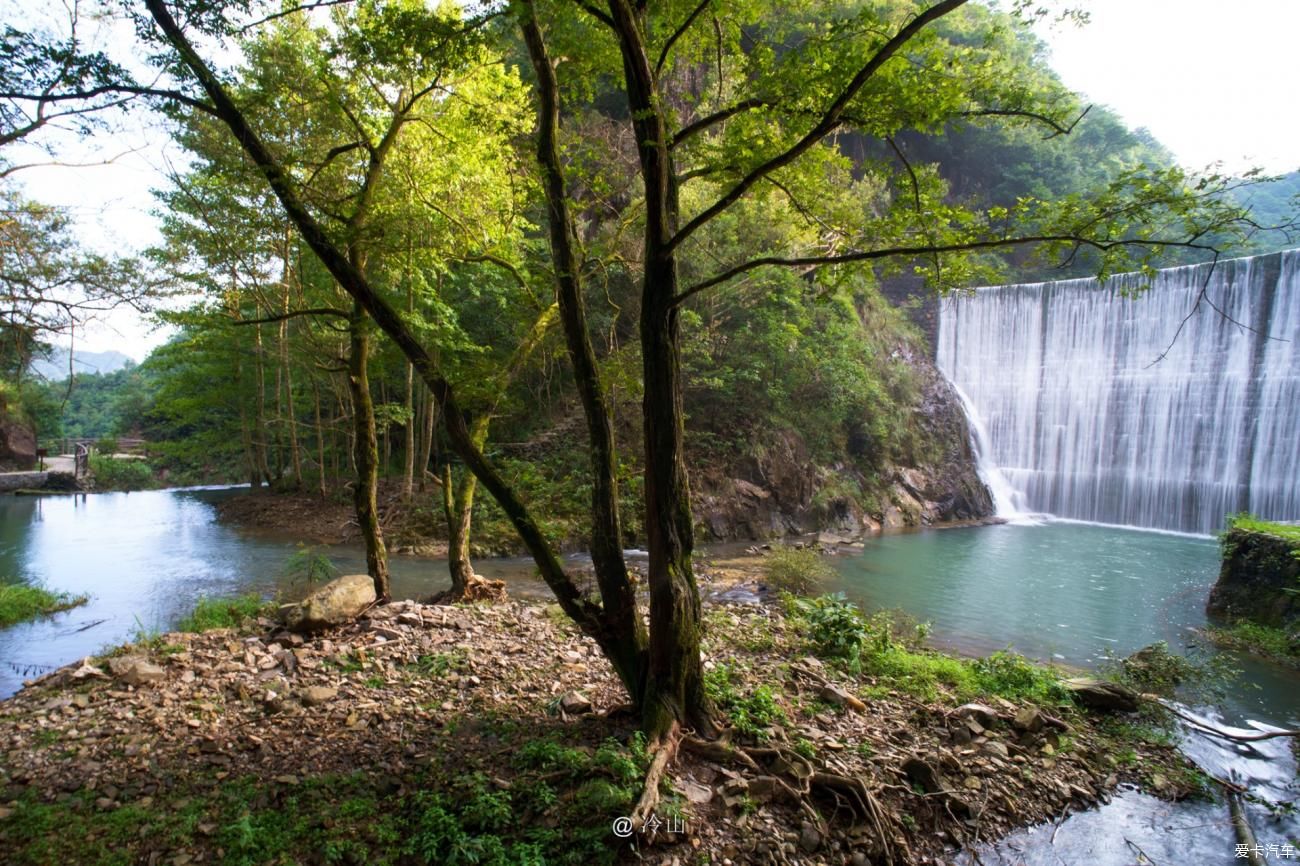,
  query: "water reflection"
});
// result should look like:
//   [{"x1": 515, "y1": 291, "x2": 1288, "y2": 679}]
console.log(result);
[{"x1": 0, "y1": 487, "x2": 545, "y2": 696}]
